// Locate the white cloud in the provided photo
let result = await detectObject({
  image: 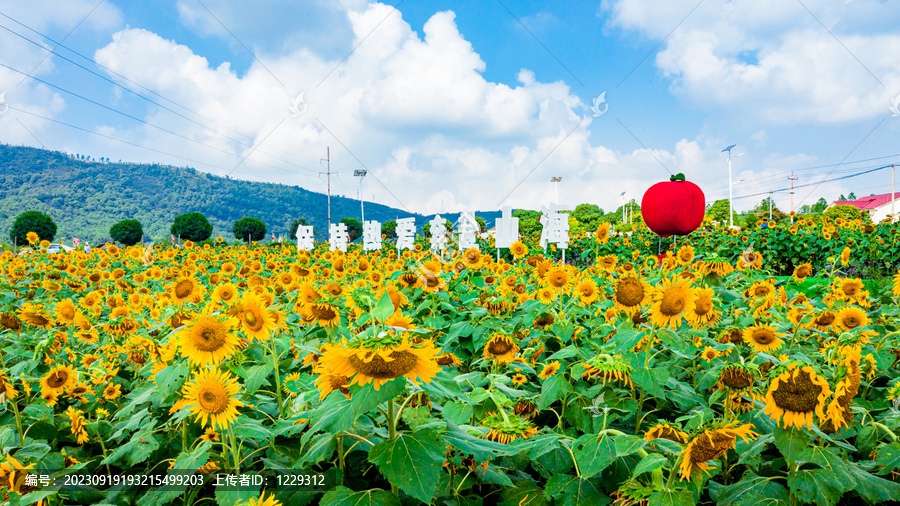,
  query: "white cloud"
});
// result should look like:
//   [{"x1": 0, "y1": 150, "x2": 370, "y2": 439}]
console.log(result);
[{"x1": 602, "y1": 0, "x2": 900, "y2": 124}]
